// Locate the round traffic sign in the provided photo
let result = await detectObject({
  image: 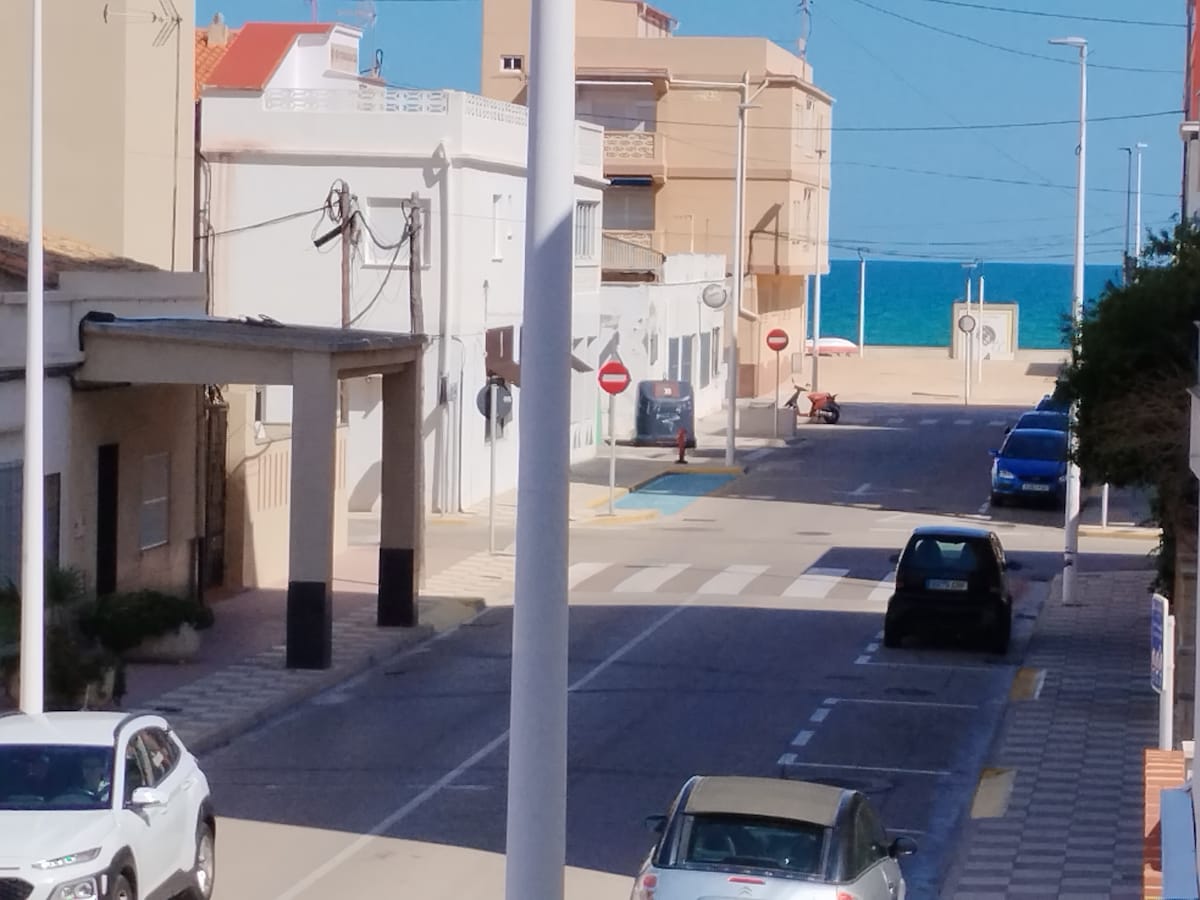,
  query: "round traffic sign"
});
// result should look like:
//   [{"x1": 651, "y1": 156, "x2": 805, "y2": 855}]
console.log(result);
[
  {"x1": 597, "y1": 358, "x2": 631, "y2": 395},
  {"x1": 957, "y1": 314, "x2": 977, "y2": 334},
  {"x1": 765, "y1": 328, "x2": 790, "y2": 352},
  {"x1": 476, "y1": 378, "x2": 513, "y2": 422},
  {"x1": 701, "y1": 283, "x2": 728, "y2": 310}
]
